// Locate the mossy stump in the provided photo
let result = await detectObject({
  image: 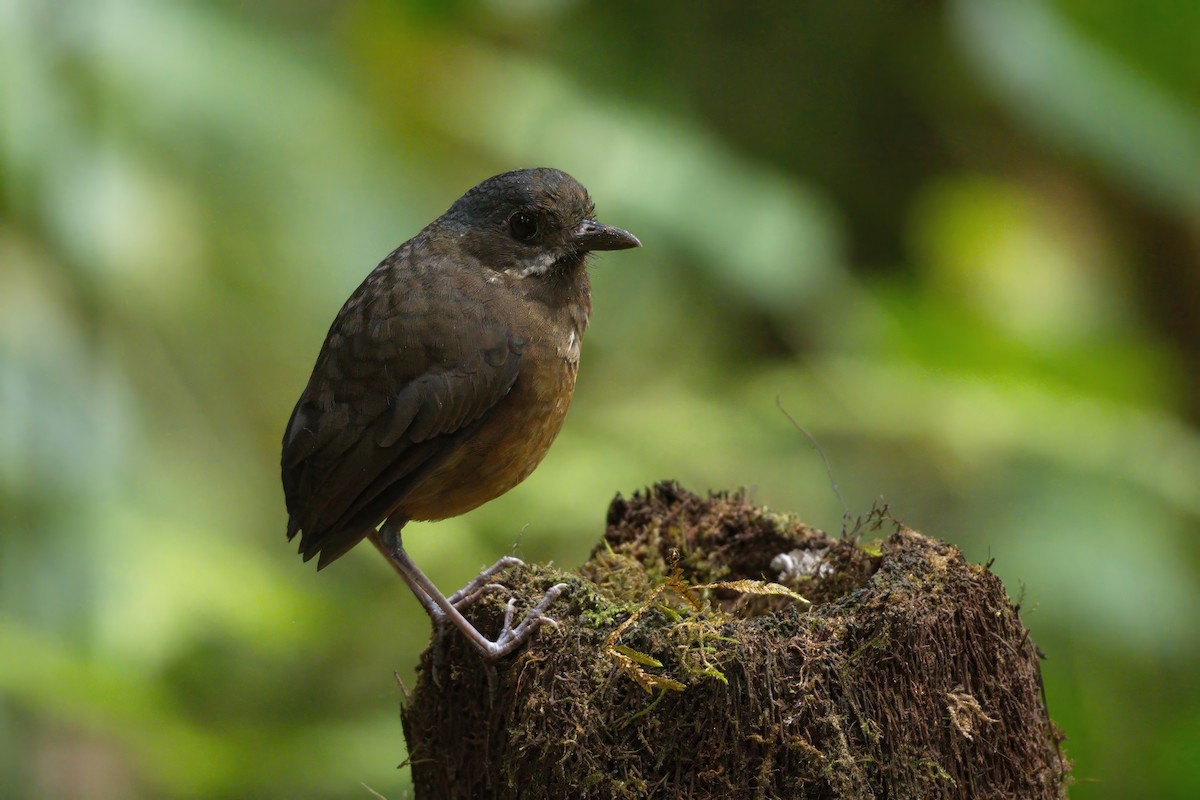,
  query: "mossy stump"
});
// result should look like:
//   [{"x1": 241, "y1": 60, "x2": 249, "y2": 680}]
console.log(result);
[{"x1": 401, "y1": 481, "x2": 1069, "y2": 799}]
